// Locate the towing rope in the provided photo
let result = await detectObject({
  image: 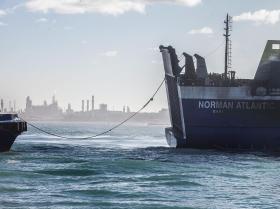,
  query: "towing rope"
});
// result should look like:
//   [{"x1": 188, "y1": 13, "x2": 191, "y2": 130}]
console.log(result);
[{"x1": 19, "y1": 78, "x2": 166, "y2": 140}]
